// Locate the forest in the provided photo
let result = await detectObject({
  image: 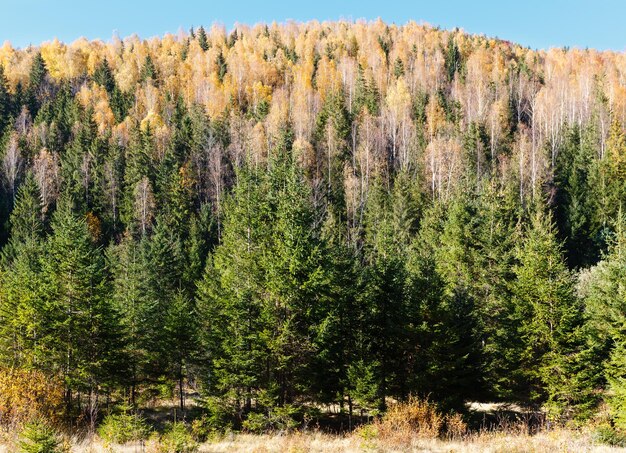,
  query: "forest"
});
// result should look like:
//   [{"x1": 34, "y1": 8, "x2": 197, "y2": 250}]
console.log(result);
[{"x1": 1, "y1": 19, "x2": 626, "y2": 450}]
